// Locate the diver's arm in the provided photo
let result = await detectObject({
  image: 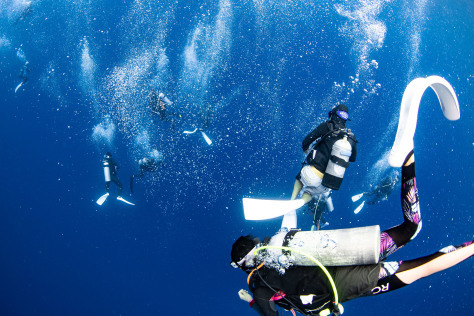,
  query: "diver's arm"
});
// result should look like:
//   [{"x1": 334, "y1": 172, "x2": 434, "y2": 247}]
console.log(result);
[
  {"x1": 349, "y1": 138, "x2": 357, "y2": 162},
  {"x1": 302, "y1": 123, "x2": 327, "y2": 152},
  {"x1": 251, "y1": 287, "x2": 279, "y2": 316},
  {"x1": 110, "y1": 158, "x2": 119, "y2": 170}
]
